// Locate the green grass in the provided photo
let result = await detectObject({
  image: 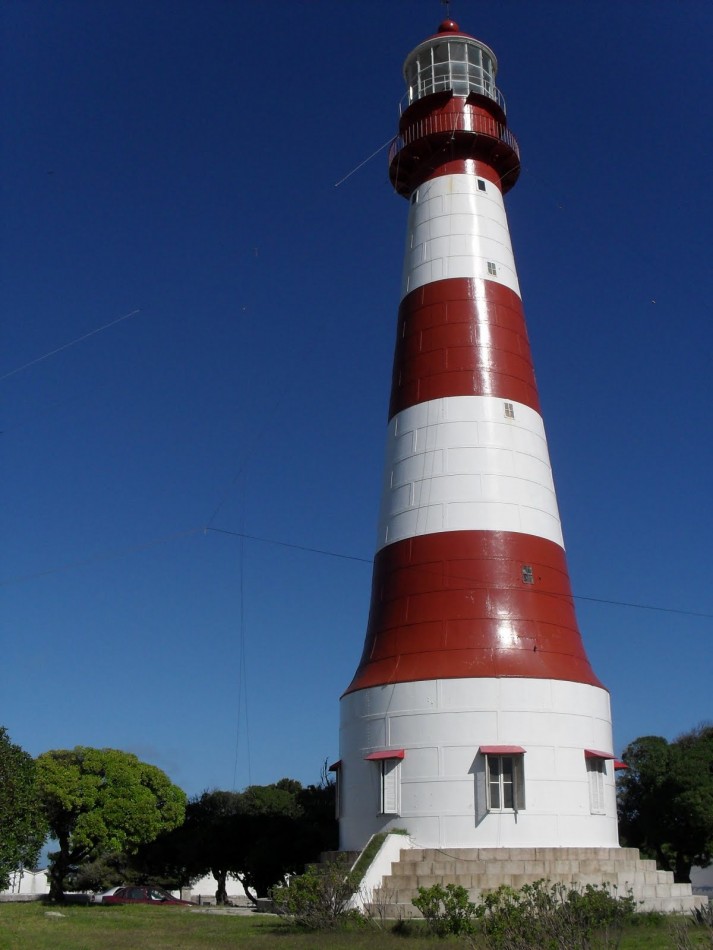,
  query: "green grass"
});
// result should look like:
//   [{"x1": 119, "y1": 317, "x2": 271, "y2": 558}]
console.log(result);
[
  {"x1": 351, "y1": 828, "x2": 410, "y2": 886},
  {"x1": 0, "y1": 902, "x2": 708, "y2": 949}
]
